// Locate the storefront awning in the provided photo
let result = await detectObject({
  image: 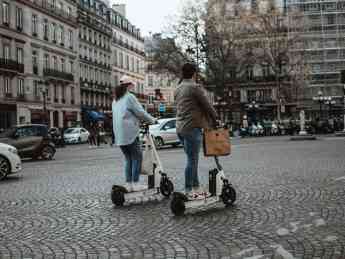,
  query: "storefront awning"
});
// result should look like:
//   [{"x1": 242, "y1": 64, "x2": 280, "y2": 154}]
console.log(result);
[{"x1": 87, "y1": 111, "x2": 105, "y2": 121}]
